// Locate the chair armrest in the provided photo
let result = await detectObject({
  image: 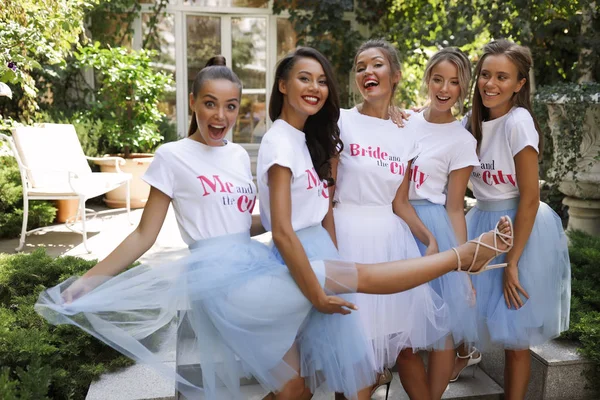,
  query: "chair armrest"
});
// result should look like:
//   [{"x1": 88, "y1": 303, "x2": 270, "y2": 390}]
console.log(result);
[
  {"x1": 20, "y1": 164, "x2": 84, "y2": 194},
  {"x1": 85, "y1": 156, "x2": 126, "y2": 174}
]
